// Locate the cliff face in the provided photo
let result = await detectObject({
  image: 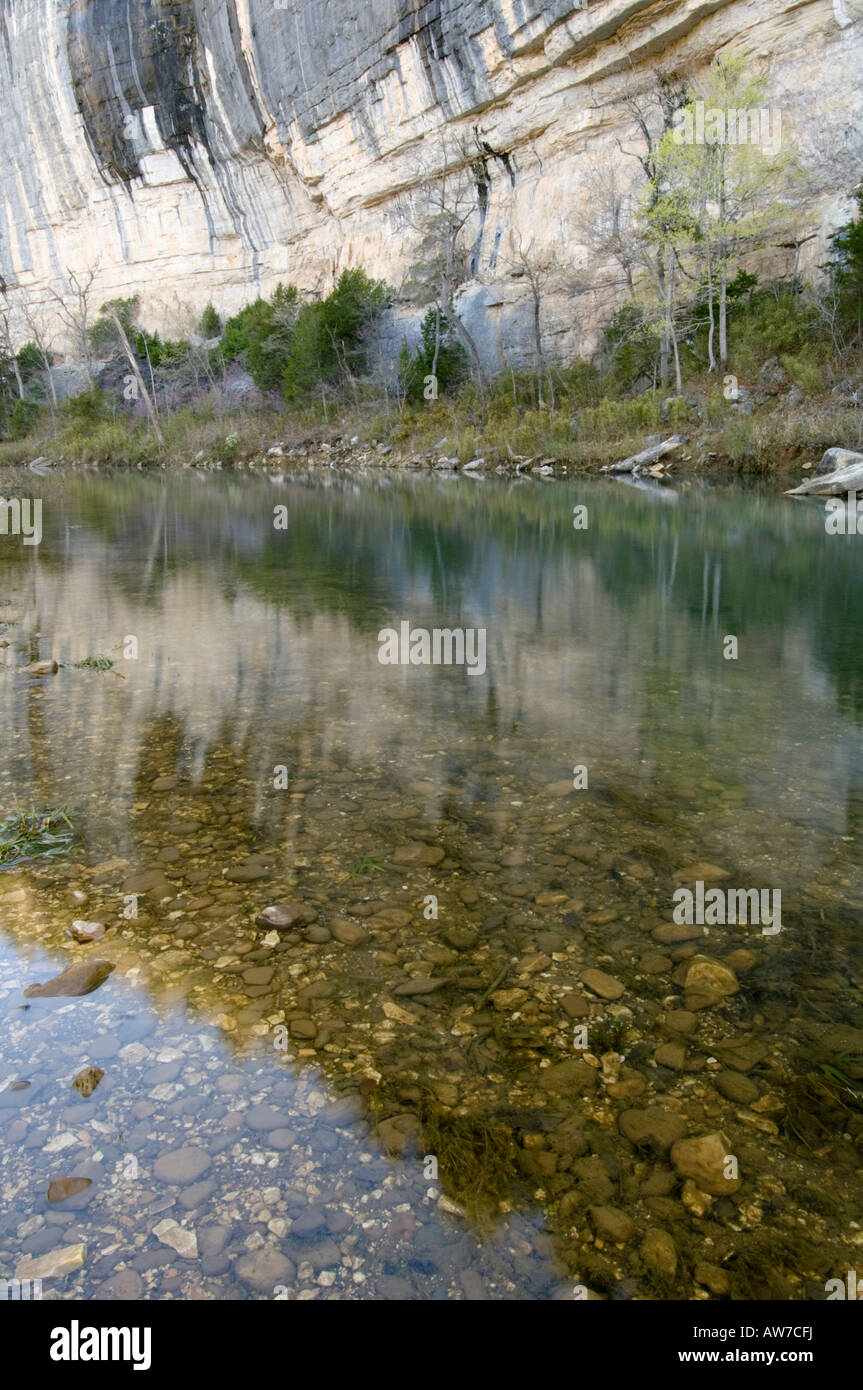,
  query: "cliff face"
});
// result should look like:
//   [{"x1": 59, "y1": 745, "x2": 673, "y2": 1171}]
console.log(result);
[{"x1": 2, "y1": 0, "x2": 862, "y2": 365}]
